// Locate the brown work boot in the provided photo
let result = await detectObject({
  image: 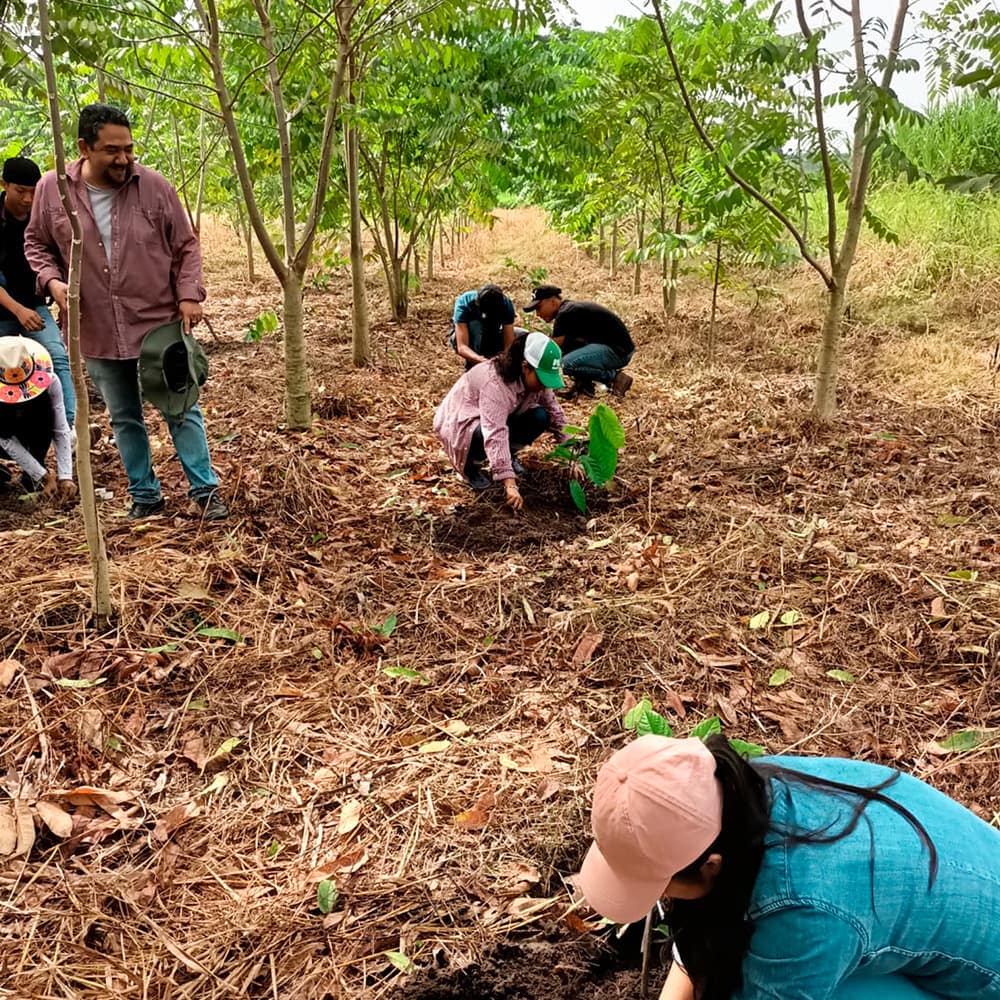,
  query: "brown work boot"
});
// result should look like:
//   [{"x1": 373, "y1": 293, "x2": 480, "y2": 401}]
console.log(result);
[{"x1": 611, "y1": 371, "x2": 633, "y2": 398}]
